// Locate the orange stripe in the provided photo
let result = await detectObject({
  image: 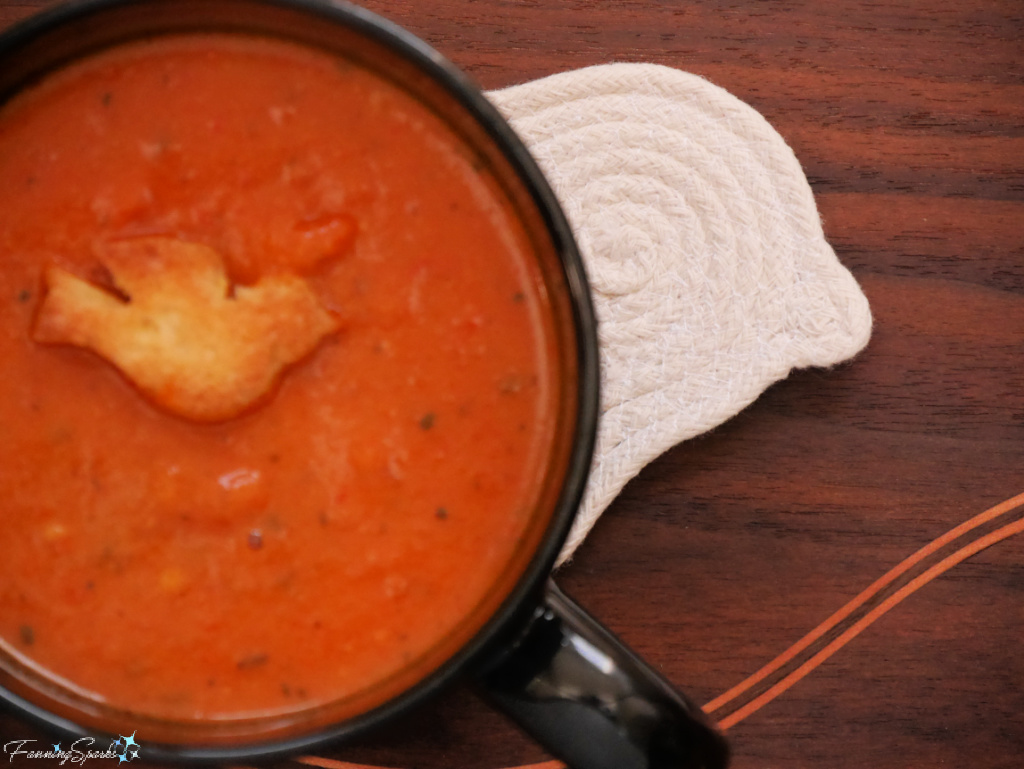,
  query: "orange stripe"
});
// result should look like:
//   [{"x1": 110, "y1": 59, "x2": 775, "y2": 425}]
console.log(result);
[
  {"x1": 297, "y1": 756, "x2": 399, "y2": 769},
  {"x1": 297, "y1": 757, "x2": 565, "y2": 769},
  {"x1": 703, "y1": 490, "x2": 1024, "y2": 715},
  {"x1": 715, "y1": 513, "x2": 1024, "y2": 731}
]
